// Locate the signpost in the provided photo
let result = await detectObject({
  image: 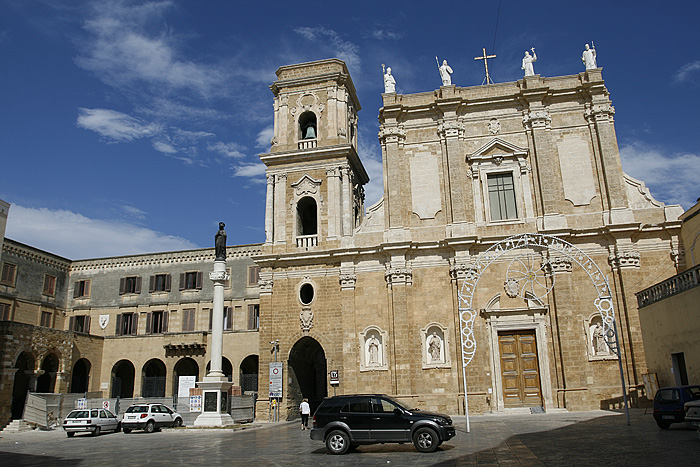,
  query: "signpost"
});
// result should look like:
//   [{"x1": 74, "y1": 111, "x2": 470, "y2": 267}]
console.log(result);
[
  {"x1": 269, "y1": 362, "x2": 282, "y2": 422},
  {"x1": 330, "y1": 370, "x2": 339, "y2": 396}
]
